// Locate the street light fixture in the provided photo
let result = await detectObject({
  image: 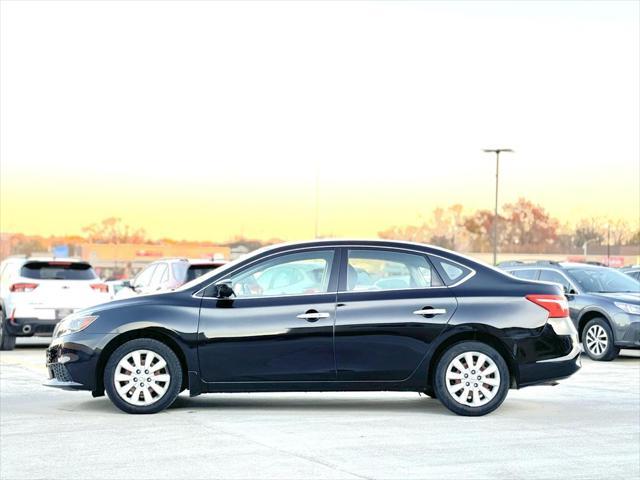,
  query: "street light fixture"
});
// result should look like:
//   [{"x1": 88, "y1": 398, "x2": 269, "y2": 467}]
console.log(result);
[{"x1": 483, "y1": 148, "x2": 514, "y2": 265}]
